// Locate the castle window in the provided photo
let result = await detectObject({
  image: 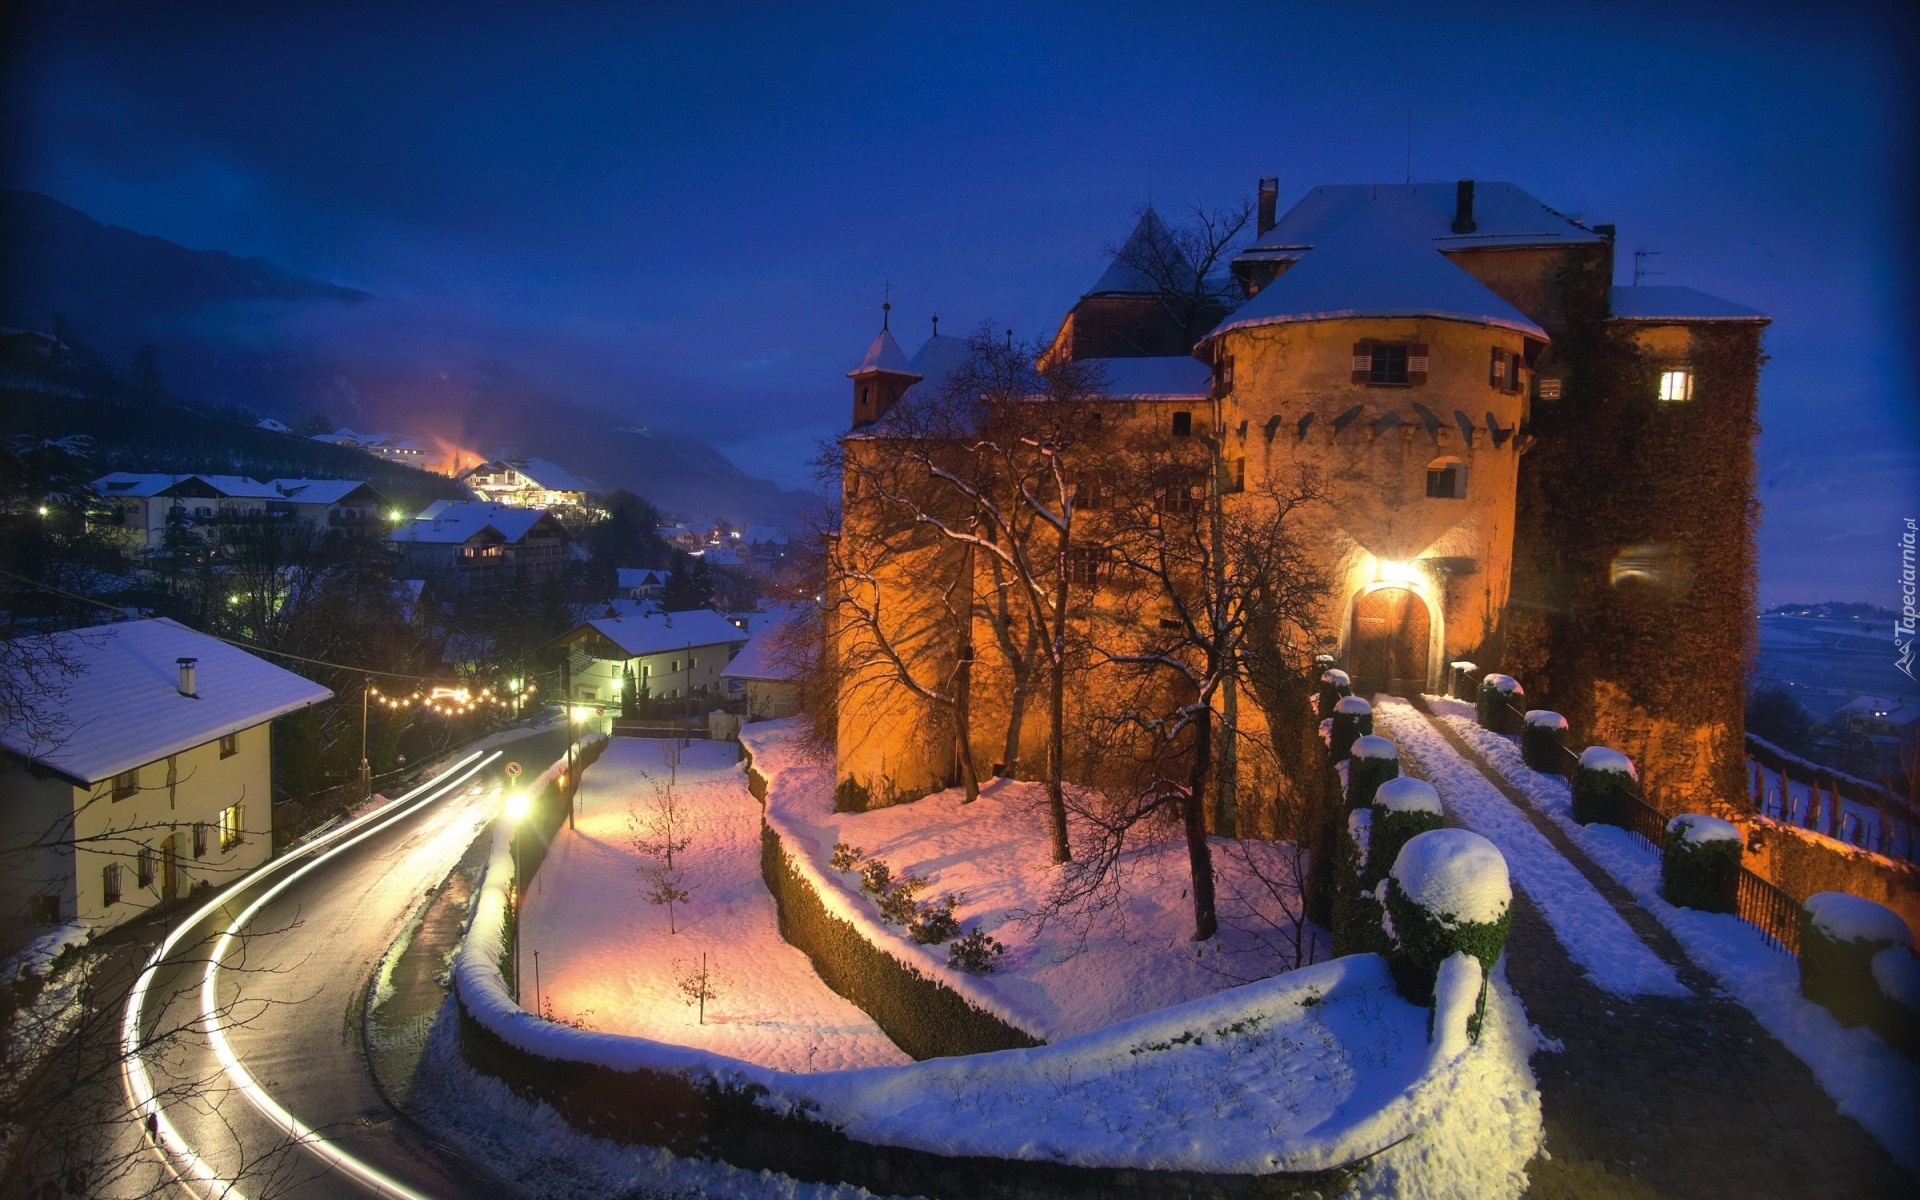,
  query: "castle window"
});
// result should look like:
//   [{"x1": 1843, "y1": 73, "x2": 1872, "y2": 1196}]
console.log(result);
[
  {"x1": 1426, "y1": 457, "x2": 1467, "y2": 499},
  {"x1": 1214, "y1": 354, "x2": 1235, "y2": 397},
  {"x1": 1066, "y1": 546, "x2": 1109, "y2": 586},
  {"x1": 1489, "y1": 348, "x2": 1521, "y2": 392},
  {"x1": 1353, "y1": 341, "x2": 1428, "y2": 386},
  {"x1": 1171, "y1": 411, "x2": 1193, "y2": 437},
  {"x1": 1075, "y1": 472, "x2": 1113, "y2": 511},
  {"x1": 1658, "y1": 369, "x2": 1693, "y2": 403}
]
